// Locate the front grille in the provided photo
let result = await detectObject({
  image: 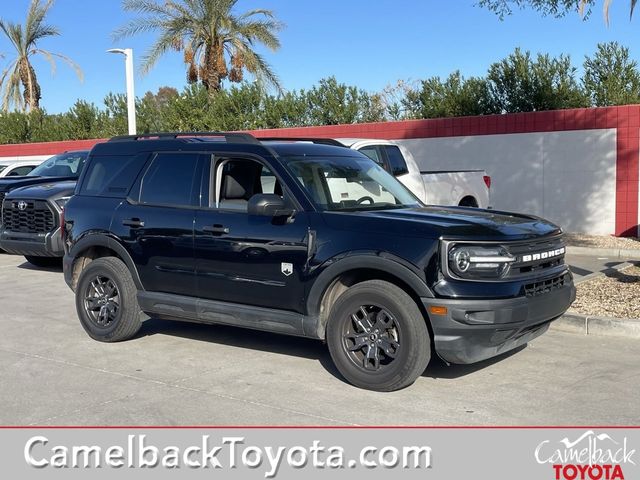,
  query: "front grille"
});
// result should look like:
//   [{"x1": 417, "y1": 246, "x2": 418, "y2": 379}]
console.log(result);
[
  {"x1": 2, "y1": 199, "x2": 56, "y2": 234},
  {"x1": 524, "y1": 273, "x2": 569, "y2": 297},
  {"x1": 504, "y1": 236, "x2": 566, "y2": 280}
]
